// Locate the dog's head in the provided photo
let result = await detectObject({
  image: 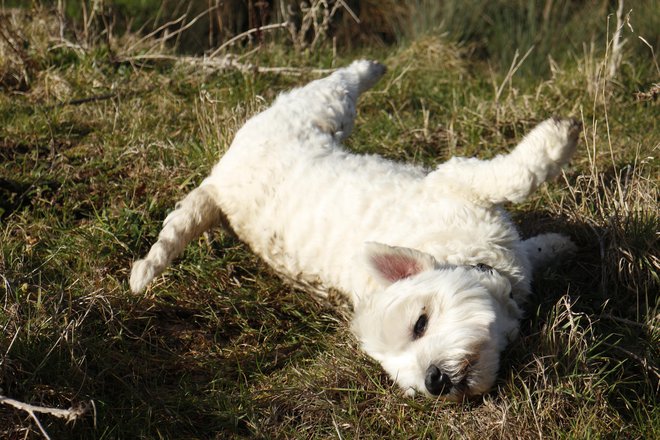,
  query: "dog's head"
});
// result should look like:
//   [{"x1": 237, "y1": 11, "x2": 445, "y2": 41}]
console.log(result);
[{"x1": 351, "y1": 243, "x2": 521, "y2": 400}]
